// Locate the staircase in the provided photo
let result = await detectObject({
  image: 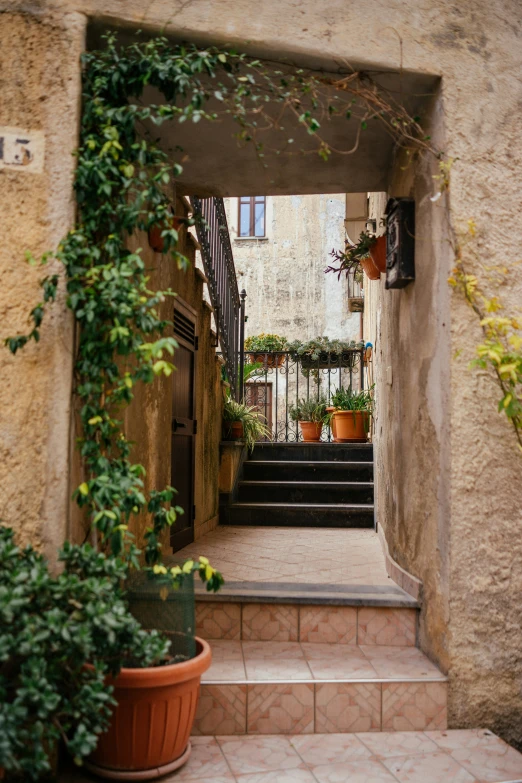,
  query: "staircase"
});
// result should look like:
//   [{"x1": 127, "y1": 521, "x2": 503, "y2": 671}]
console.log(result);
[{"x1": 221, "y1": 442, "x2": 375, "y2": 528}]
